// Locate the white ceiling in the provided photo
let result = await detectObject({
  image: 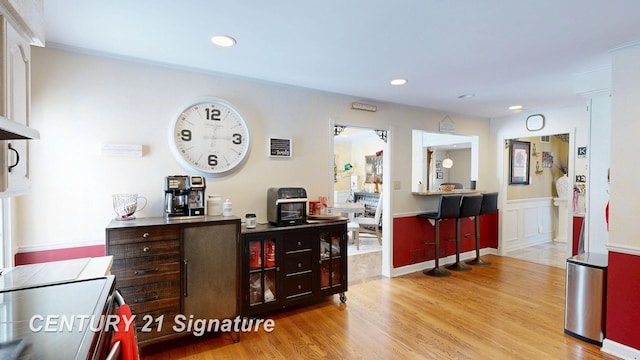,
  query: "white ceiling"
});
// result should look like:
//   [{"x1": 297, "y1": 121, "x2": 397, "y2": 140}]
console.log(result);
[{"x1": 43, "y1": 1, "x2": 640, "y2": 118}]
